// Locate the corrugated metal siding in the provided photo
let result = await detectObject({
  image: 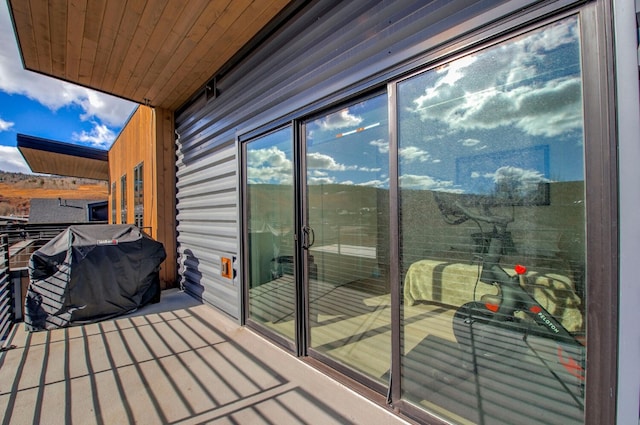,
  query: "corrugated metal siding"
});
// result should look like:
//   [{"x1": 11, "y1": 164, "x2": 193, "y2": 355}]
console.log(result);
[
  {"x1": 175, "y1": 138, "x2": 240, "y2": 317},
  {"x1": 174, "y1": 0, "x2": 550, "y2": 318}
]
